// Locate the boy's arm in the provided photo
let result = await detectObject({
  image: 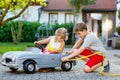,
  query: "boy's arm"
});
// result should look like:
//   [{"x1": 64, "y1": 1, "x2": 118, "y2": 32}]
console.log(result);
[
  {"x1": 61, "y1": 46, "x2": 86, "y2": 61},
  {"x1": 68, "y1": 38, "x2": 83, "y2": 53}
]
